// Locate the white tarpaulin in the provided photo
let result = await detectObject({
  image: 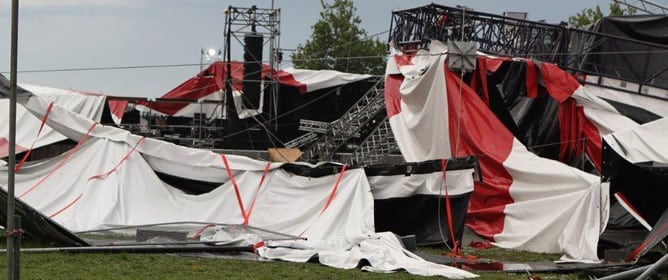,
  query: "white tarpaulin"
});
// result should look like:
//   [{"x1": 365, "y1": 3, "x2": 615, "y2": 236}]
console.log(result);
[
  {"x1": 0, "y1": 84, "x2": 106, "y2": 158},
  {"x1": 0, "y1": 94, "x2": 476, "y2": 278},
  {"x1": 136, "y1": 62, "x2": 373, "y2": 119},
  {"x1": 603, "y1": 117, "x2": 668, "y2": 164}
]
